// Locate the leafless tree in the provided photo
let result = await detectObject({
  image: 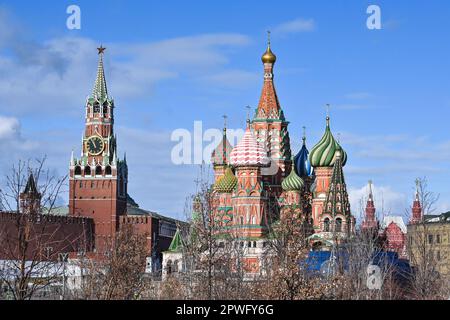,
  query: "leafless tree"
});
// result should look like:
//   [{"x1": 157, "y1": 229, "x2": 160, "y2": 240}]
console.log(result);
[
  {"x1": 406, "y1": 177, "x2": 448, "y2": 299},
  {"x1": 160, "y1": 165, "x2": 250, "y2": 300},
  {"x1": 72, "y1": 224, "x2": 149, "y2": 300},
  {"x1": 0, "y1": 157, "x2": 71, "y2": 300}
]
